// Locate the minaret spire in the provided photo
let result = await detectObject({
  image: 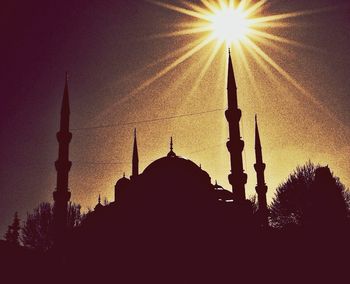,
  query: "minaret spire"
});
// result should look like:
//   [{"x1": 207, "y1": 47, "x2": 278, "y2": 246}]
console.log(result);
[
  {"x1": 53, "y1": 73, "x2": 72, "y2": 243},
  {"x1": 131, "y1": 128, "x2": 139, "y2": 179},
  {"x1": 225, "y1": 50, "x2": 247, "y2": 203},
  {"x1": 254, "y1": 115, "x2": 268, "y2": 228}
]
